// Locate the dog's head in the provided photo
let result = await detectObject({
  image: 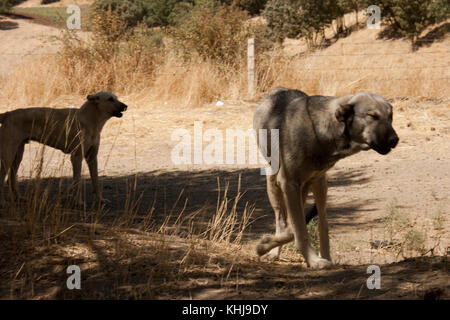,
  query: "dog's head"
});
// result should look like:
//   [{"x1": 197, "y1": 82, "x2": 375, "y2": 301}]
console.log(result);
[
  {"x1": 87, "y1": 92, "x2": 127, "y2": 118},
  {"x1": 335, "y1": 92, "x2": 399, "y2": 155}
]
